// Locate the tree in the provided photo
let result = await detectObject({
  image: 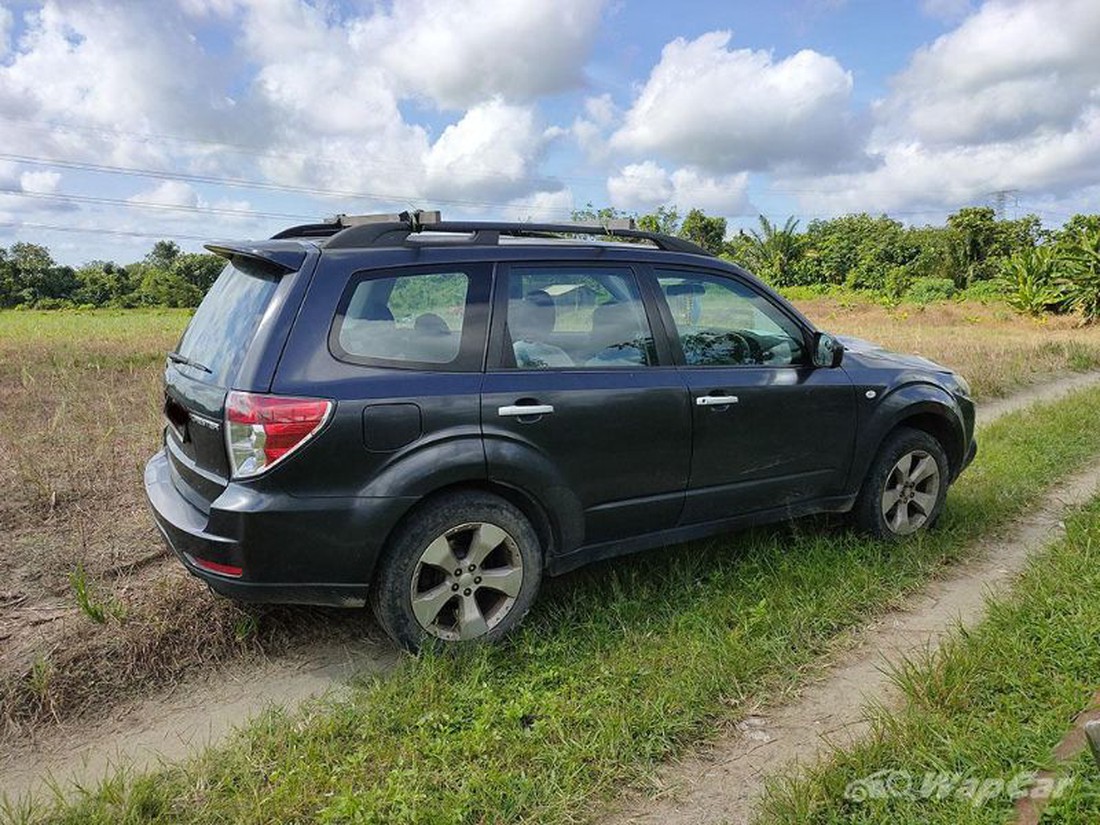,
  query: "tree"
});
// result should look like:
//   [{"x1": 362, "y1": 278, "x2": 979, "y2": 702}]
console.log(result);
[
  {"x1": 145, "y1": 239, "x2": 181, "y2": 271},
  {"x1": 743, "y1": 216, "x2": 802, "y2": 286},
  {"x1": 0, "y1": 248, "x2": 20, "y2": 308},
  {"x1": 636, "y1": 206, "x2": 680, "y2": 236},
  {"x1": 73, "y1": 261, "x2": 134, "y2": 306},
  {"x1": 172, "y1": 252, "x2": 224, "y2": 293},
  {"x1": 679, "y1": 209, "x2": 726, "y2": 255},
  {"x1": 136, "y1": 267, "x2": 202, "y2": 308}
]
